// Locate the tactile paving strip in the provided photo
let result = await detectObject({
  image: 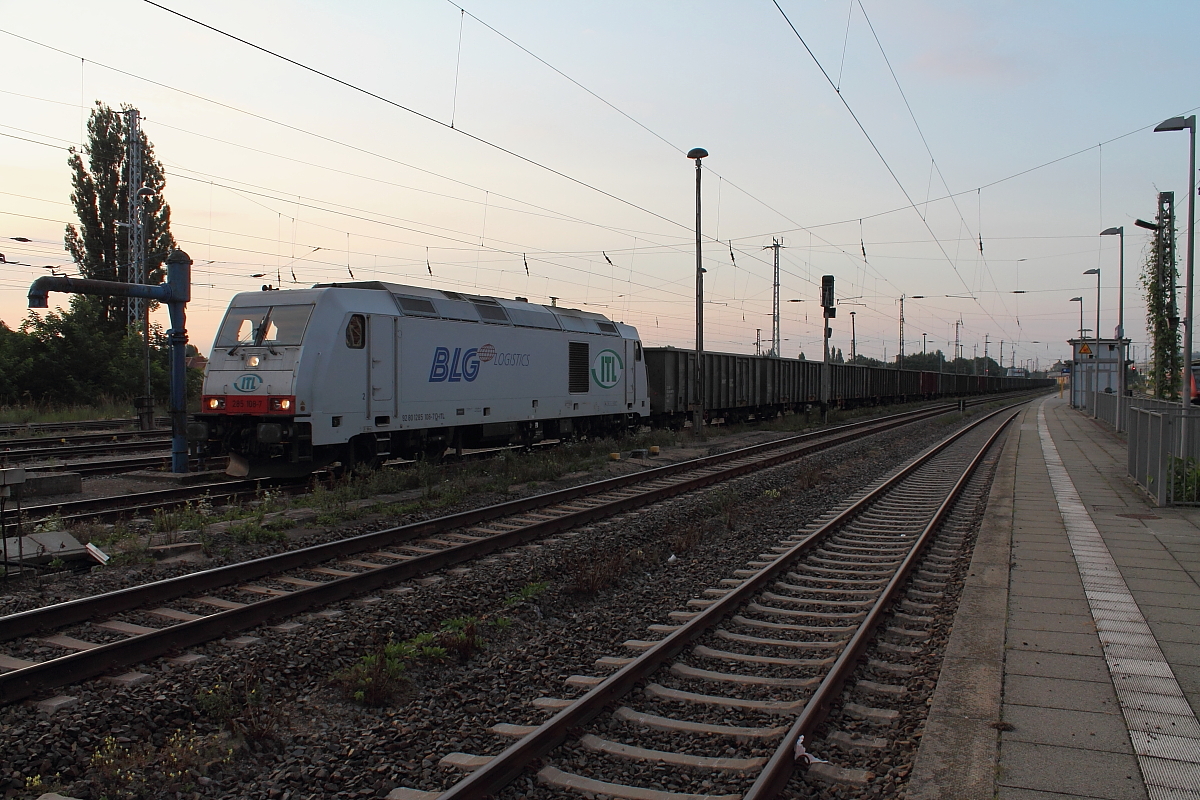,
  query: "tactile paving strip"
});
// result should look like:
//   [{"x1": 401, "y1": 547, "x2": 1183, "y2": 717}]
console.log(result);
[{"x1": 1039, "y1": 402, "x2": 1200, "y2": 798}]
